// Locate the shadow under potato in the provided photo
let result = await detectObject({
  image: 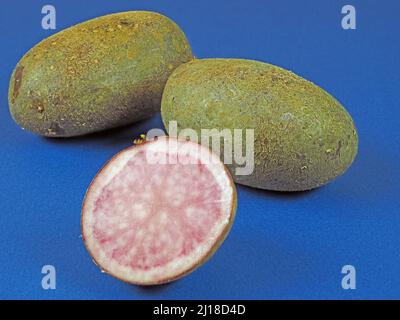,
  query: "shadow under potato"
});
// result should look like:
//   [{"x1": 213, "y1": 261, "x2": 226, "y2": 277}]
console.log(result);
[
  {"x1": 41, "y1": 113, "x2": 165, "y2": 149},
  {"x1": 237, "y1": 183, "x2": 320, "y2": 200},
  {"x1": 133, "y1": 281, "x2": 175, "y2": 295}
]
